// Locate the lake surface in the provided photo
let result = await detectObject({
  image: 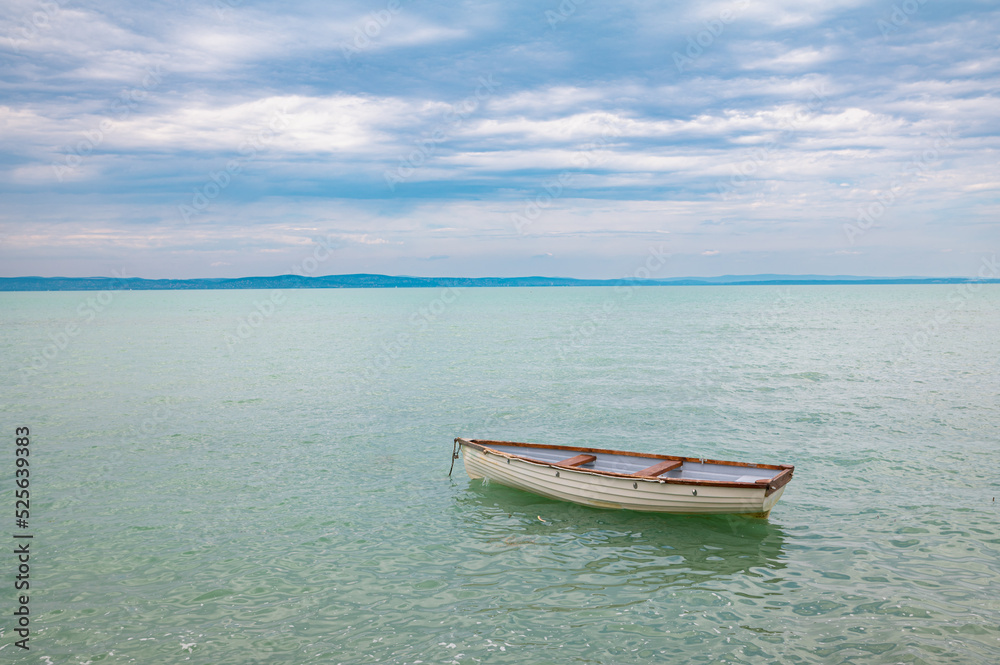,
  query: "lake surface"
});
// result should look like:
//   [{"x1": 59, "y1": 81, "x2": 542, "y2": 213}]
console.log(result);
[{"x1": 2, "y1": 285, "x2": 999, "y2": 663}]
